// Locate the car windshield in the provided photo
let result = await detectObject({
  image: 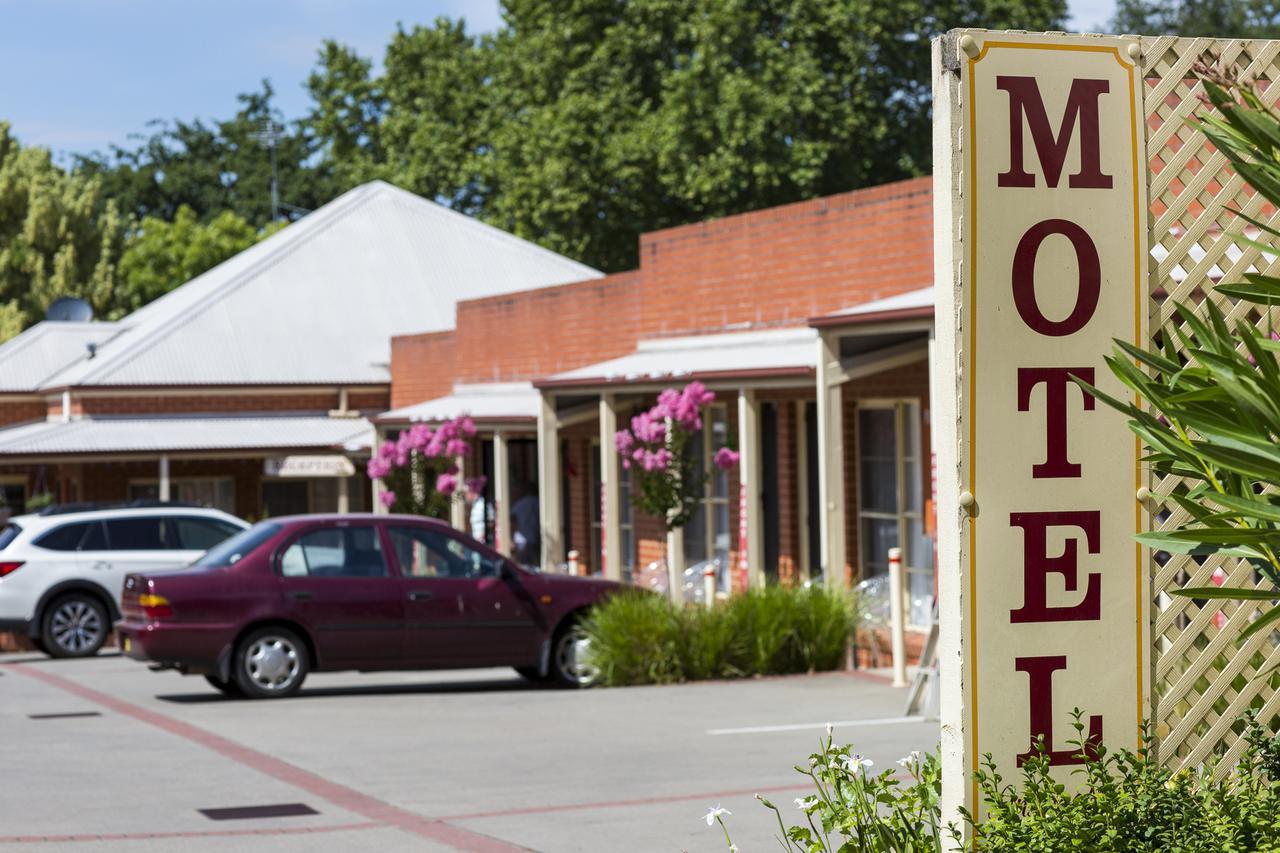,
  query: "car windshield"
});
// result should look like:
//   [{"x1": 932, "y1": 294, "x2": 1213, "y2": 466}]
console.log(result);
[
  {"x1": 0, "y1": 523, "x2": 20, "y2": 551},
  {"x1": 191, "y1": 522, "x2": 280, "y2": 568}
]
